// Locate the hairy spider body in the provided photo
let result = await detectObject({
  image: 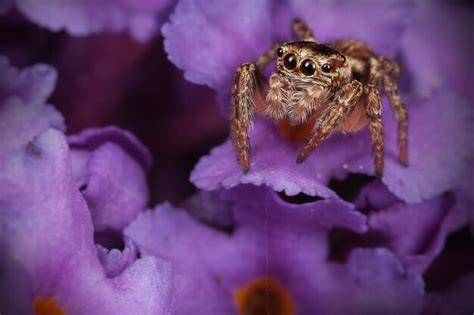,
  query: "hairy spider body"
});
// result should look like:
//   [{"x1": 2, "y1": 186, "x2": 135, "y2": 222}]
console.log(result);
[{"x1": 230, "y1": 20, "x2": 408, "y2": 177}]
